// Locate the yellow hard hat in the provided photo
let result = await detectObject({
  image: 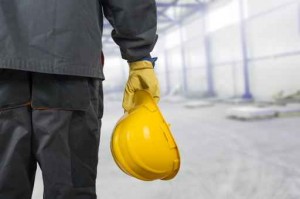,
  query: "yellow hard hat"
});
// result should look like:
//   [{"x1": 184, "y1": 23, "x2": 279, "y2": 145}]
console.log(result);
[{"x1": 111, "y1": 90, "x2": 181, "y2": 181}]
